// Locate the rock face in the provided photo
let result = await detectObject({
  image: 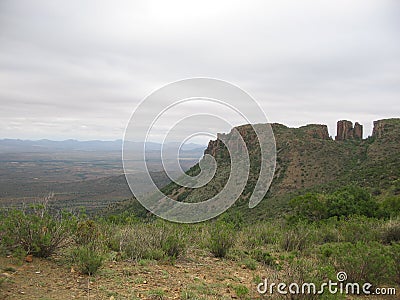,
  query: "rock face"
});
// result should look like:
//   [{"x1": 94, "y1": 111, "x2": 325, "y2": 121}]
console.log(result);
[
  {"x1": 372, "y1": 119, "x2": 400, "y2": 138},
  {"x1": 204, "y1": 125, "x2": 255, "y2": 157},
  {"x1": 299, "y1": 124, "x2": 330, "y2": 140},
  {"x1": 335, "y1": 120, "x2": 363, "y2": 141}
]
